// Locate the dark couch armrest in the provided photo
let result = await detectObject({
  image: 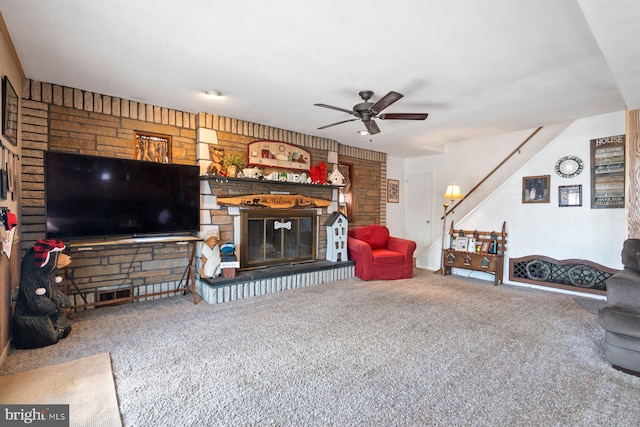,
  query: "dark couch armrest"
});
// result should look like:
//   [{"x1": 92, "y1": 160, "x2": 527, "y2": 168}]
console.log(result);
[
  {"x1": 387, "y1": 237, "x2": 417, "y2": 260},
  {"x1": 347, "y1": 236, "x2": 374, "y2": 262}
]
